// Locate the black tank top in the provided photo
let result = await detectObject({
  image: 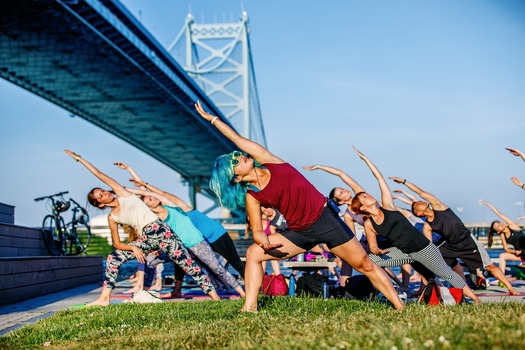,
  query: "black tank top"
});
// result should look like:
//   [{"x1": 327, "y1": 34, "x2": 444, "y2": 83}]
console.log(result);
[
  {"x1": 370, "y1": 207, "x2": 430, "y2": 254},
  {"x1": 505, "y1": 229, "x2": 525, "y2": 250},
  {"x1": 427, "y1": 208, "x2": 470, "y2": 244}
]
